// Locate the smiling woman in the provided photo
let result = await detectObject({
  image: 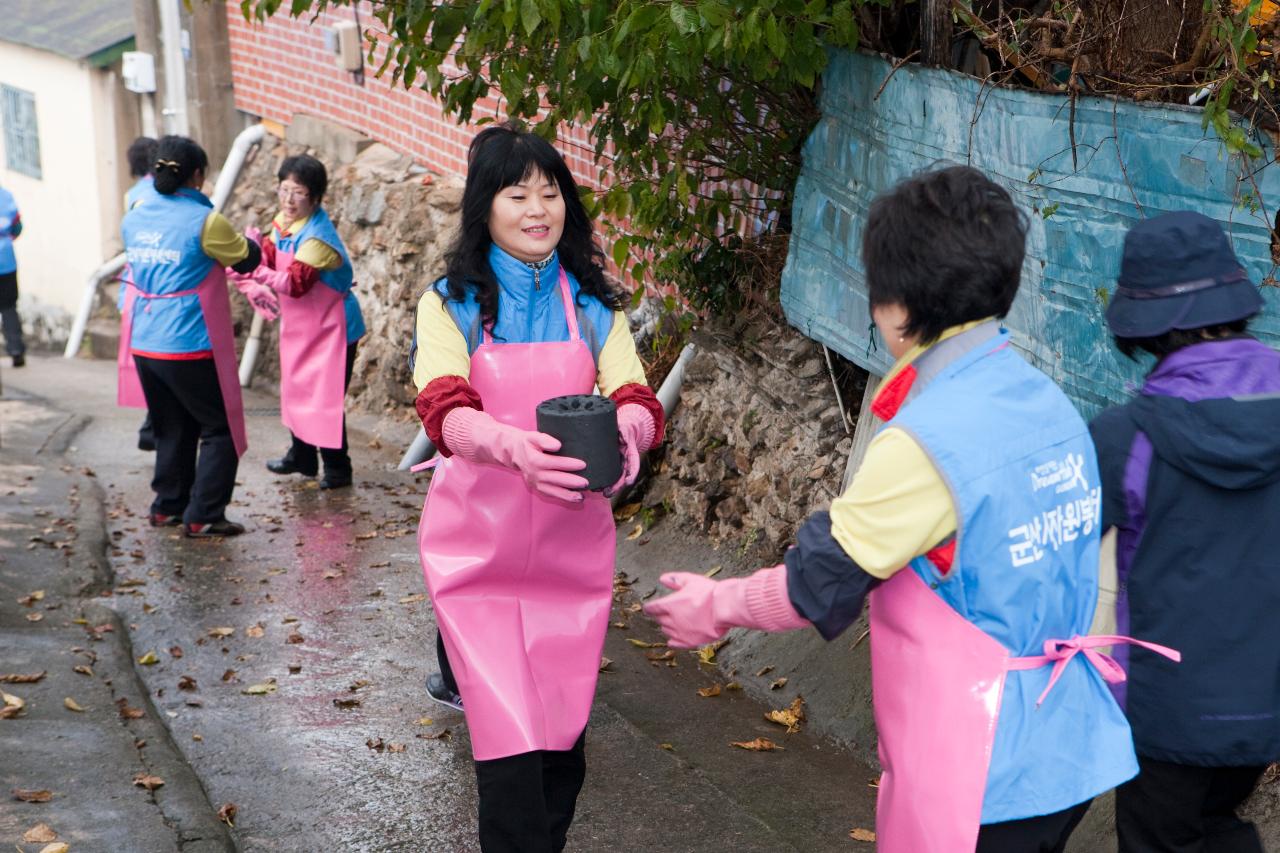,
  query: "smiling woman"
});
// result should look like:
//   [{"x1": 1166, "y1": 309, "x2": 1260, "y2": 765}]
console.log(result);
[{"x1": 409, "y1": 120, "x2": 665, "y2": 853}]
